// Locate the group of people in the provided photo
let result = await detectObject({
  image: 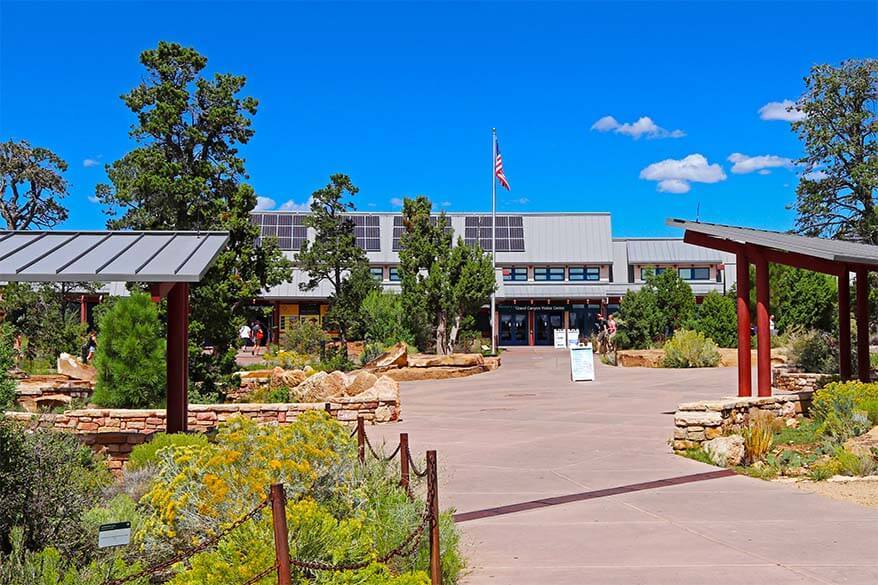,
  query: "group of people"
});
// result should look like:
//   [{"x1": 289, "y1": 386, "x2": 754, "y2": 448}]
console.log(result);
[
  {"x1": 593, "y1": 313, "x2": 617, "y2": 354},
  {"x1": 238, "y1": 320, "x2": 267, "y2": 355}
]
